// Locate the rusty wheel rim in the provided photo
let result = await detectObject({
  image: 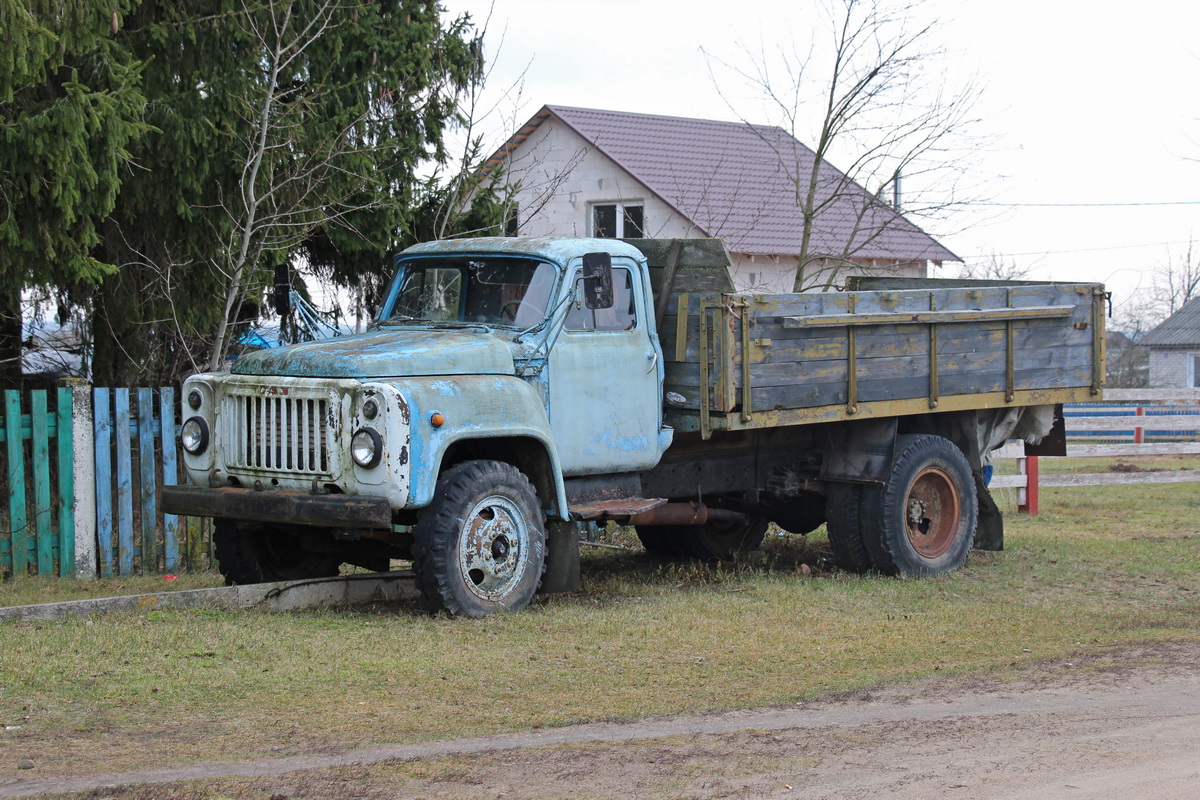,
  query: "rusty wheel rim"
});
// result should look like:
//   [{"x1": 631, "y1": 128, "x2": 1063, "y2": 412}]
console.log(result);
[
  {"x1": 904, "y1": 466, "x2": 961, "y2": 558},
  {"x1": 458, "y1": 495, "x2": 530, "y2": 601}
]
